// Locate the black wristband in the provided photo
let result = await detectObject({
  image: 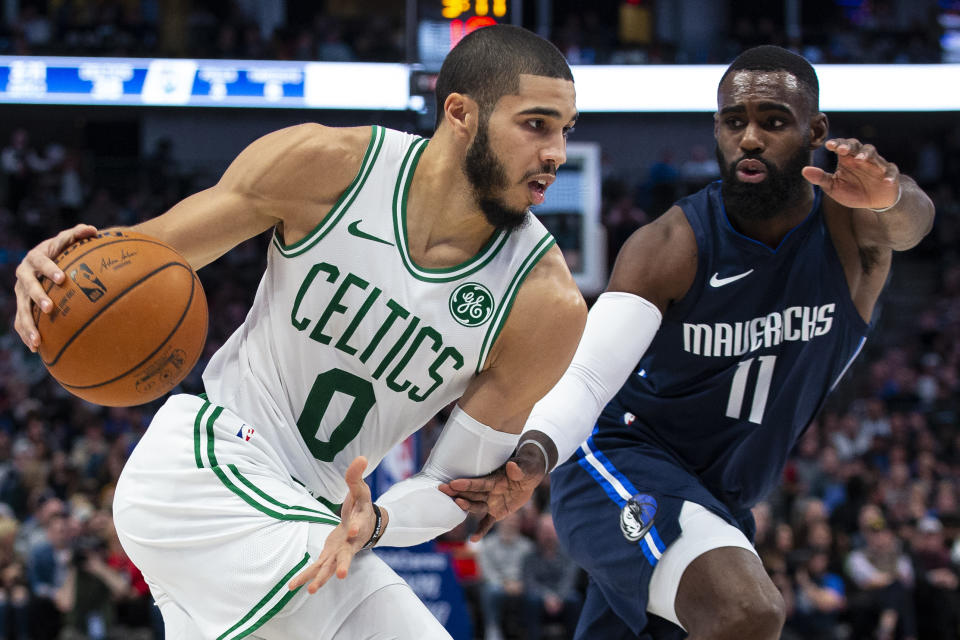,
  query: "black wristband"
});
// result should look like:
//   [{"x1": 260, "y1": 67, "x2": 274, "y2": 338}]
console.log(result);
[{"x1": 360, "y1": 503, "x2": 383, "y2": 551}]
